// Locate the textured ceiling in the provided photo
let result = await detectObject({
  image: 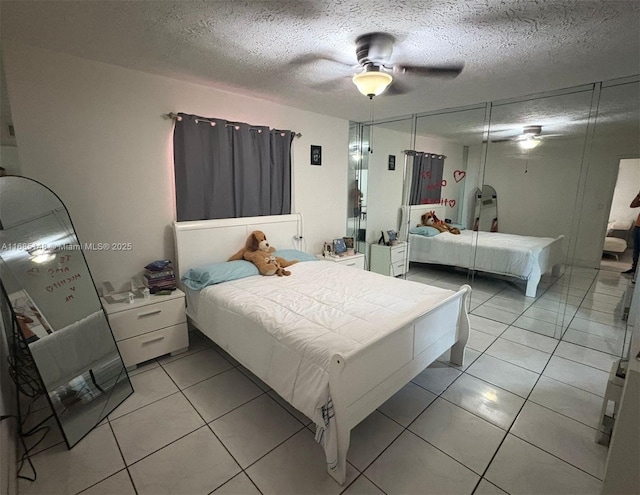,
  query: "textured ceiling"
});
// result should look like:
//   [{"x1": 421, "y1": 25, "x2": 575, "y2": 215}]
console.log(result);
[{"x1": 1, "y1": 0, "x2": 639, "y2": 123}]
